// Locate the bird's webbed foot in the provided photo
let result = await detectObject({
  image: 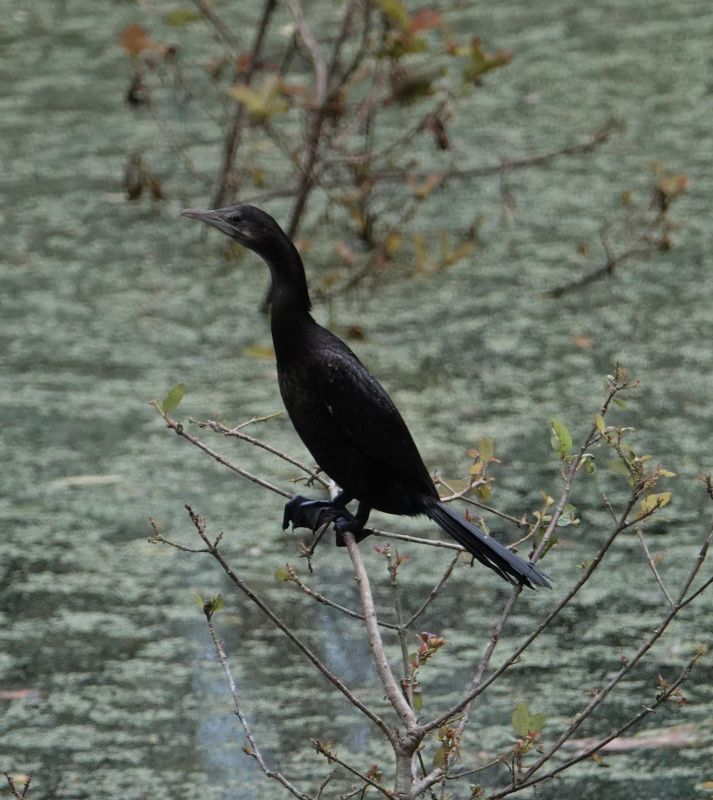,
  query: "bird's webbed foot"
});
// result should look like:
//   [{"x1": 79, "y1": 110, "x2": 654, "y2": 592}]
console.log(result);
[{"x1": 282, "y1": 495, "x2": 355, "y2": 533}]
